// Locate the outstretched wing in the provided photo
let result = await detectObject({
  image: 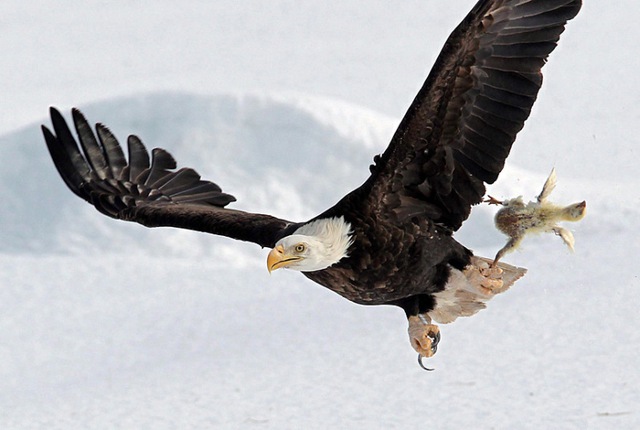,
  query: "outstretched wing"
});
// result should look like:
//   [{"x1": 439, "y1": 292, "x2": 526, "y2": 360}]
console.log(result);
[
  {"x1": 43, "y1": 107, "x2": 295, "y2": 248},
  {"x1": 354, "y1": 0, "x2": 582, "y2": 230}
]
